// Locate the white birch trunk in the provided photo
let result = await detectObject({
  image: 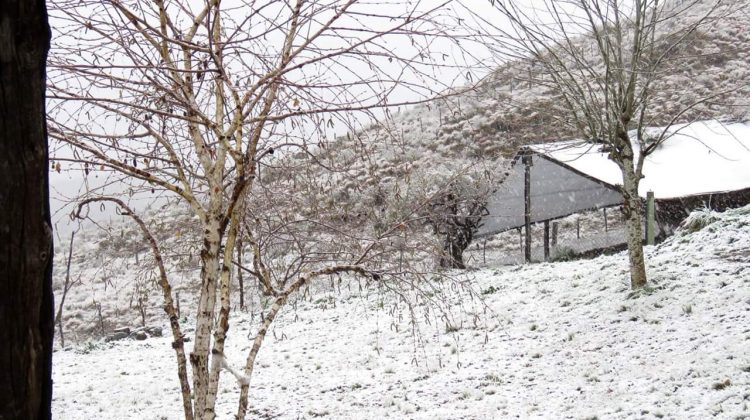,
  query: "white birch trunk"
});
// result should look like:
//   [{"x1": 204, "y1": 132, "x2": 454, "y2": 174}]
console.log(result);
[
  {"x1": 204, "y1": 212, "x2": 241, "y2": 418},
  {"x1": 191, "y1": 216, "x2": 222, "y2": 420}
]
